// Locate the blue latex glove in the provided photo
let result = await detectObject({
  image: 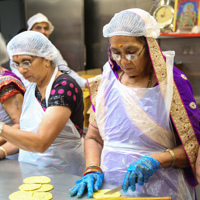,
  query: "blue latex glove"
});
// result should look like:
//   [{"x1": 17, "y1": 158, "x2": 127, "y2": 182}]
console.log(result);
[
  {"x1": 69, "y1": 172, "x2": 103, "y2": 198},
  {"x1": 122, "y1": 155, "x2": 160, "y2": 193}
]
